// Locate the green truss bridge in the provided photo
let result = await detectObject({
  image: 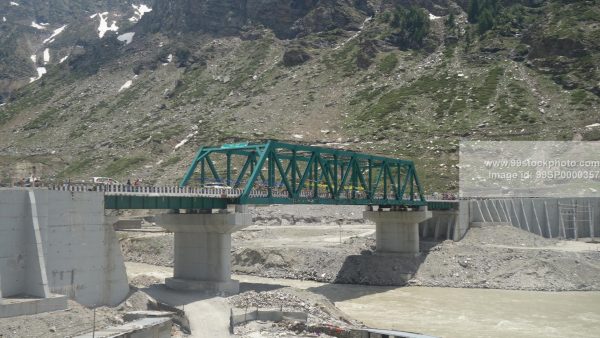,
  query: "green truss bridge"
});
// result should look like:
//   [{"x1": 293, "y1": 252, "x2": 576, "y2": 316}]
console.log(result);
[{"x1": 50, "y1": 141, "x2": 456, "y2": 210}]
